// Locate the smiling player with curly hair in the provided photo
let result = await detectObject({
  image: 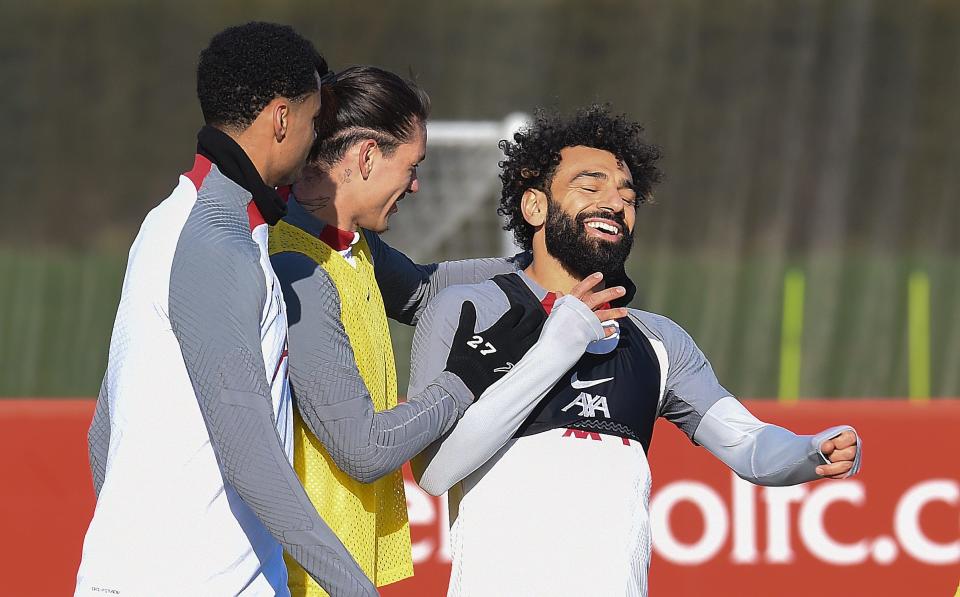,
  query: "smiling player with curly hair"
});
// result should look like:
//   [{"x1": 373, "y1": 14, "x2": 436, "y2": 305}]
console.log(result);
[
  {"x1": 498, "y1": 104, "x2": 662, "y2": 254},
  {"x1": 410, "y1": 104, "x2": 863, "y2": 597}
]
